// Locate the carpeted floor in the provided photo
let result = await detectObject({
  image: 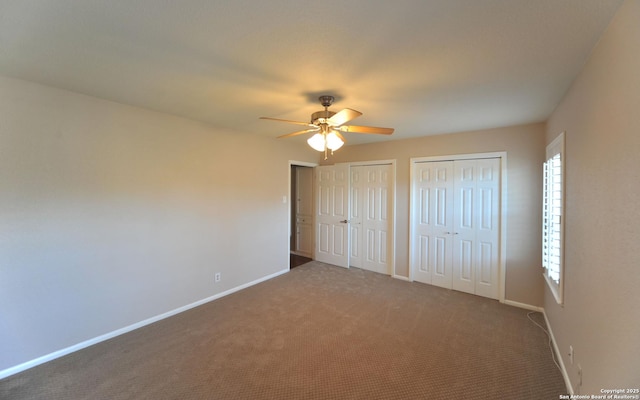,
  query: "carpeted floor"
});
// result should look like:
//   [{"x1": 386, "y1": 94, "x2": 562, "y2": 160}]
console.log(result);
[{"x1": 0, "y1": 262, "x2": 567, "y2": 399}]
